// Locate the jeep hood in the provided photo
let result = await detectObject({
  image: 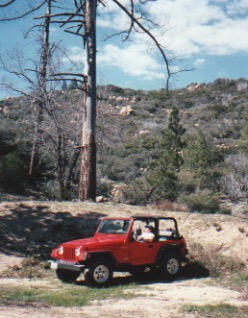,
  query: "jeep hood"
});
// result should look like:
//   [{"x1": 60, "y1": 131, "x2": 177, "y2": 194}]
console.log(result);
[{"x1": 61, "y1": 234, "x2": 126, "y2": 249}]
